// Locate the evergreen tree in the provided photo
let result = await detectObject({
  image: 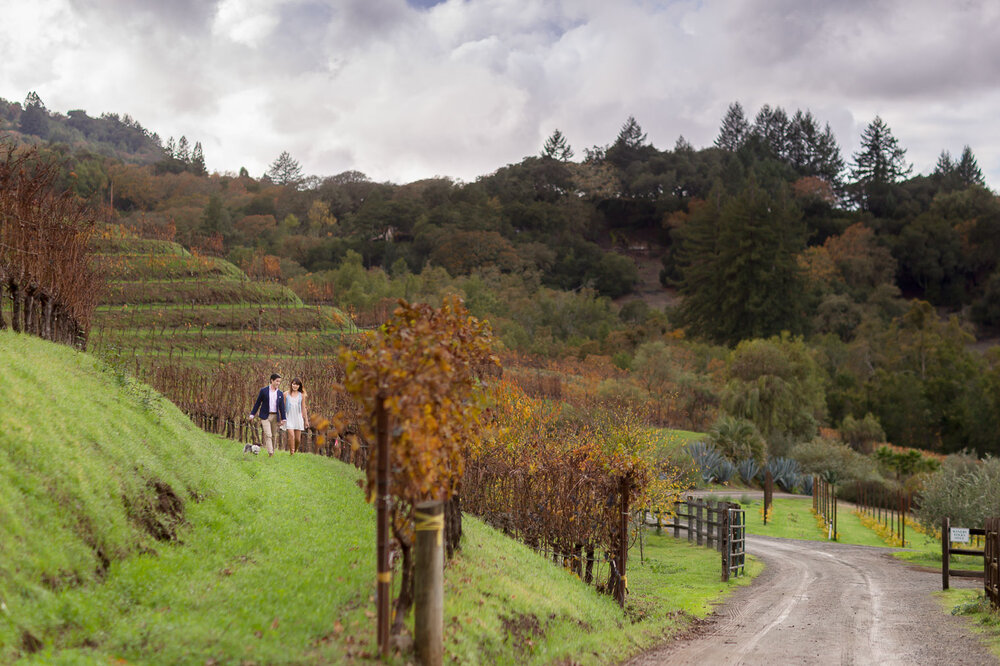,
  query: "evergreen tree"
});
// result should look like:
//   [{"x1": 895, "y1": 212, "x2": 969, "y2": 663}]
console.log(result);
[
  {"x1": 191, "y1": 141, "x2": 207, "y2": 176},
  {"x1": 715, "y1": 102, "x2": 750, "y2": 152},
  {"x1": 606, "y1": 116, "x2": 649, "y2": 168},
  {"x1": 955, "y1": 145, "x2": 985, "y2": 187},
  {"x1": 674, "y1": 135, "x2": 694, "y2": 153},
  {"x1": 266, "y1": 150, "x2": 304, "y2": 186},
  {"x1": 933, "y1": 150, "x2": 954, "y2": 177},
  {"x1": 850, "y1": 116, "x2": 911, "y2": 213},
  {"x1": 200, "y1": 194, "x2": 232, "y2": 237},
  {"x1": 177, "y1": 135, "x2": 191, "y2": 163},
  {"x1": 165, "y1": 136, "x2": 177, "y2": 158},
  {"x1": 19, "y1": 91, "x2": 48, "y2": 138},
  {"x1": 752, "y1": 104, "x2": 790, "y2": 158},
  {"x1": 678, "y1": 175, "x2": 808, "y2": 344},
  {"x1": 541, "y1": 129, "x2": 574, "y2": 161}
]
